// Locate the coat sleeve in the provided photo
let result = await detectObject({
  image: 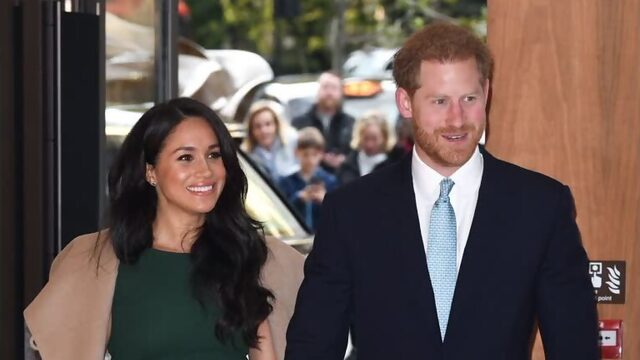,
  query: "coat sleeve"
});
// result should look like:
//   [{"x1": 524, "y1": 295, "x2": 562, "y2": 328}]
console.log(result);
[
  {"x1": 262, "y1": 237, "x2": 305, "y2": 360},
  {"x1": 23, "y1": 232, "x2": 116, "y2": 360},
  {"x1": 536, "y1": 186, "x2": 600, "y2": 359},
  {"x1": 285, "y1": 192, "x2": 352, "y2": 360}
]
